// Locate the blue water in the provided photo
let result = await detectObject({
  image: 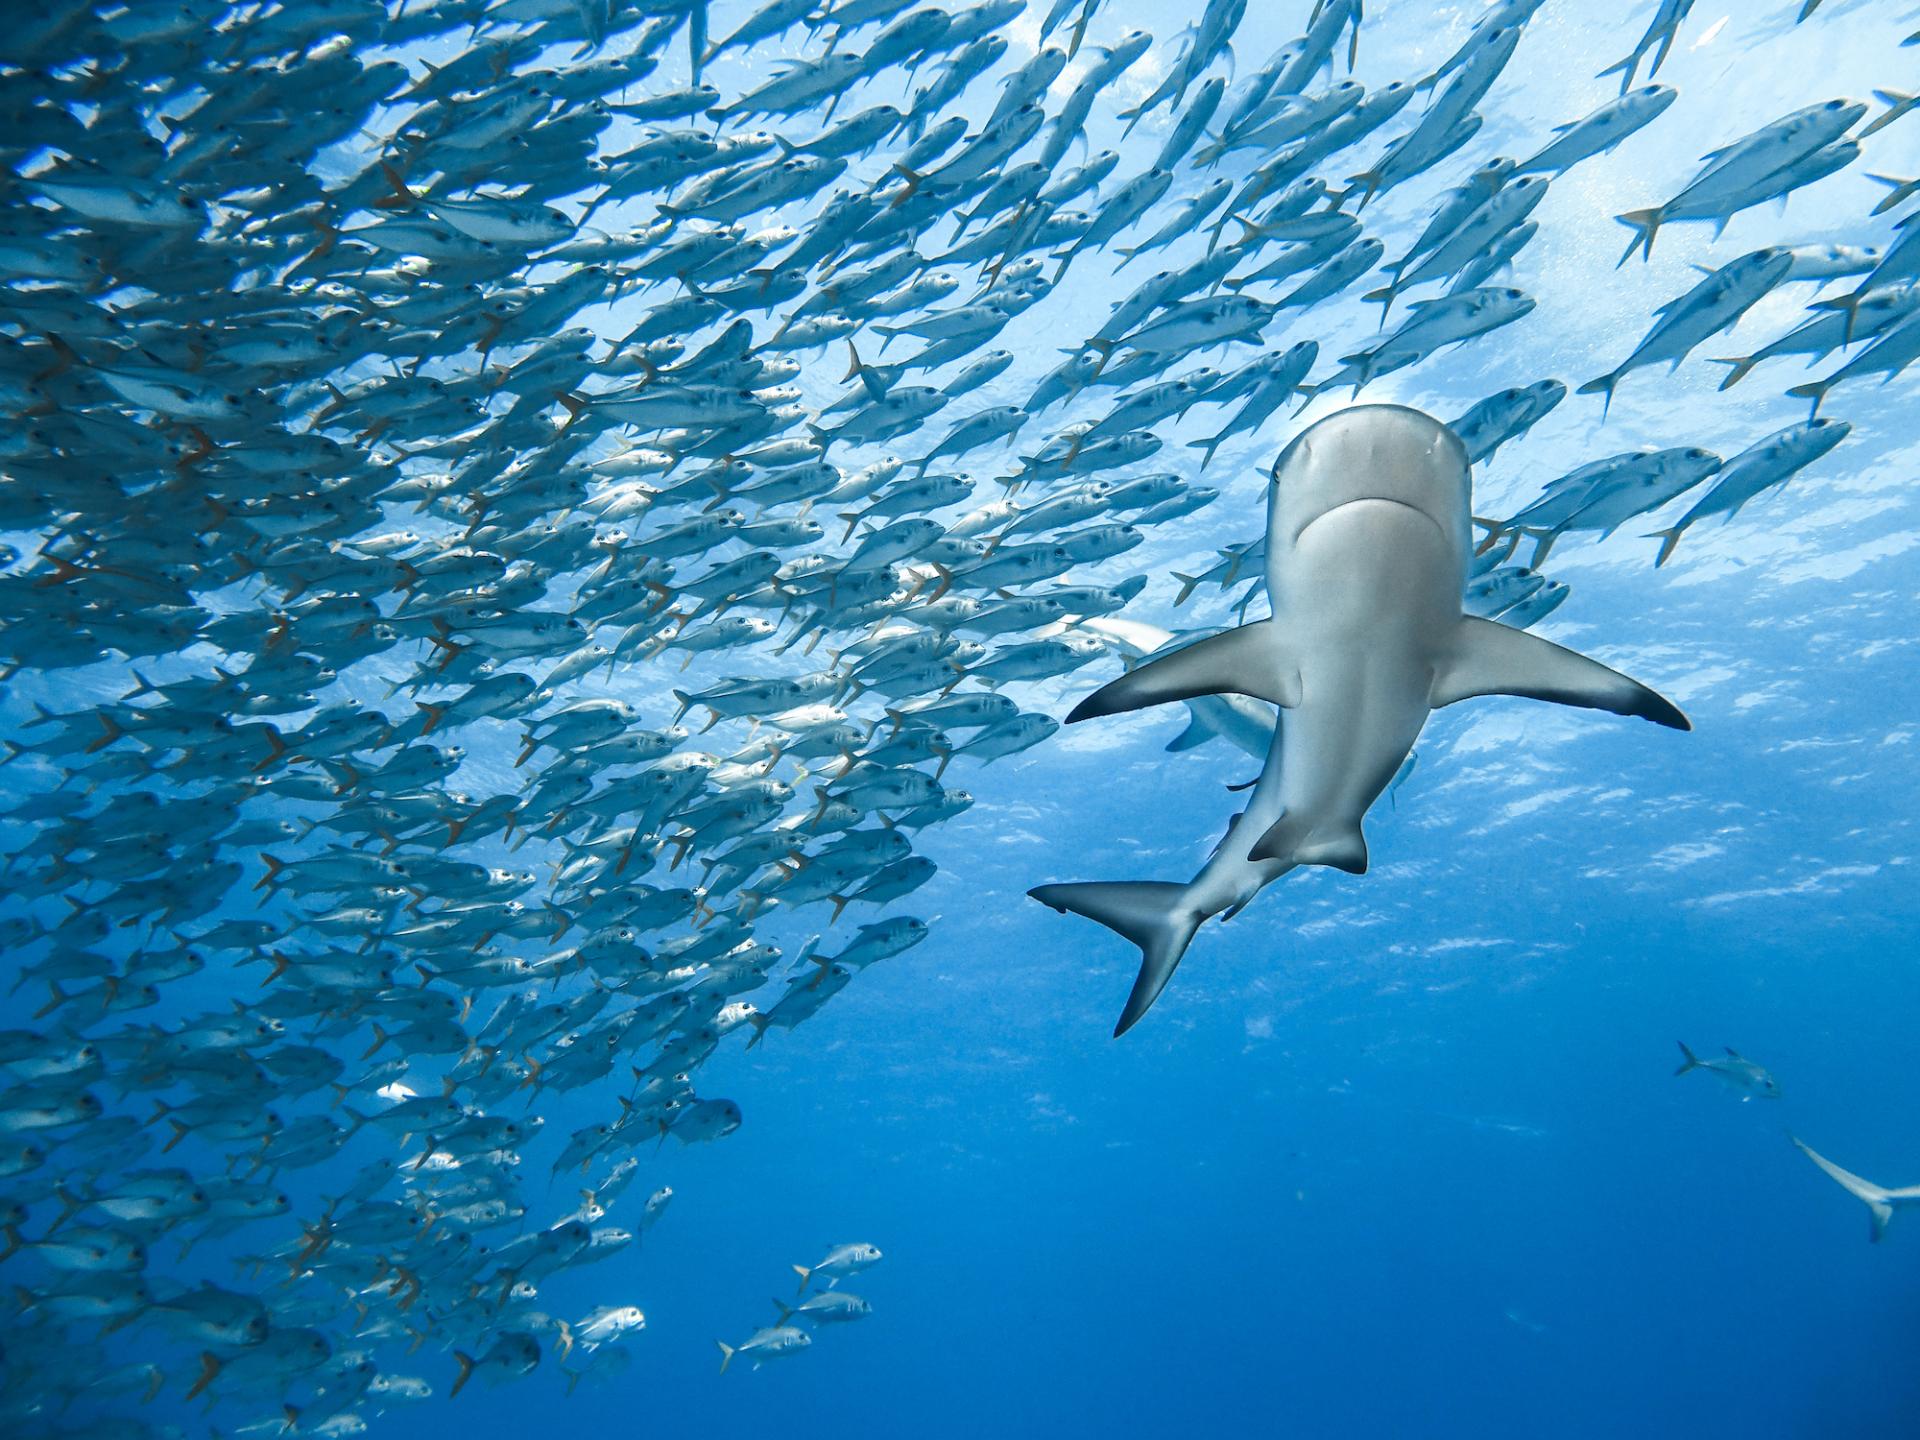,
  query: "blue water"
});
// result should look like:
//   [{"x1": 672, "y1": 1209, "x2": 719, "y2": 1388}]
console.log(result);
[{"x1": 8, "y1": 0, "x2": 1920, "y2": 1436}]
